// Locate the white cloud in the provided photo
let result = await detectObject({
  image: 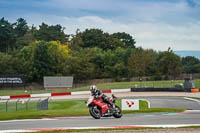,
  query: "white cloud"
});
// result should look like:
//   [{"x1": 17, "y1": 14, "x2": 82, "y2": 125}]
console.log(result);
[{"x1": 25, "y1": 14, "x2": 200, "y2": 51}]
